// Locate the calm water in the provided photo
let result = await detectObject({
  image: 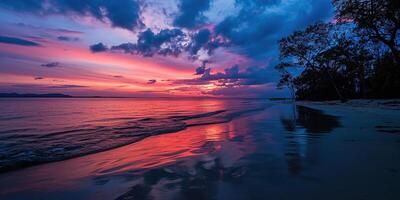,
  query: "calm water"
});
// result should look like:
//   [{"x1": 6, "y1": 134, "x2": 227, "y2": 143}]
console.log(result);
[
  {"x1": 0, "y1": 98, "x2": 399, "y2": 200},
  {"x1": 0, "y1": 98, "x2": 270, "y2": 172}
]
